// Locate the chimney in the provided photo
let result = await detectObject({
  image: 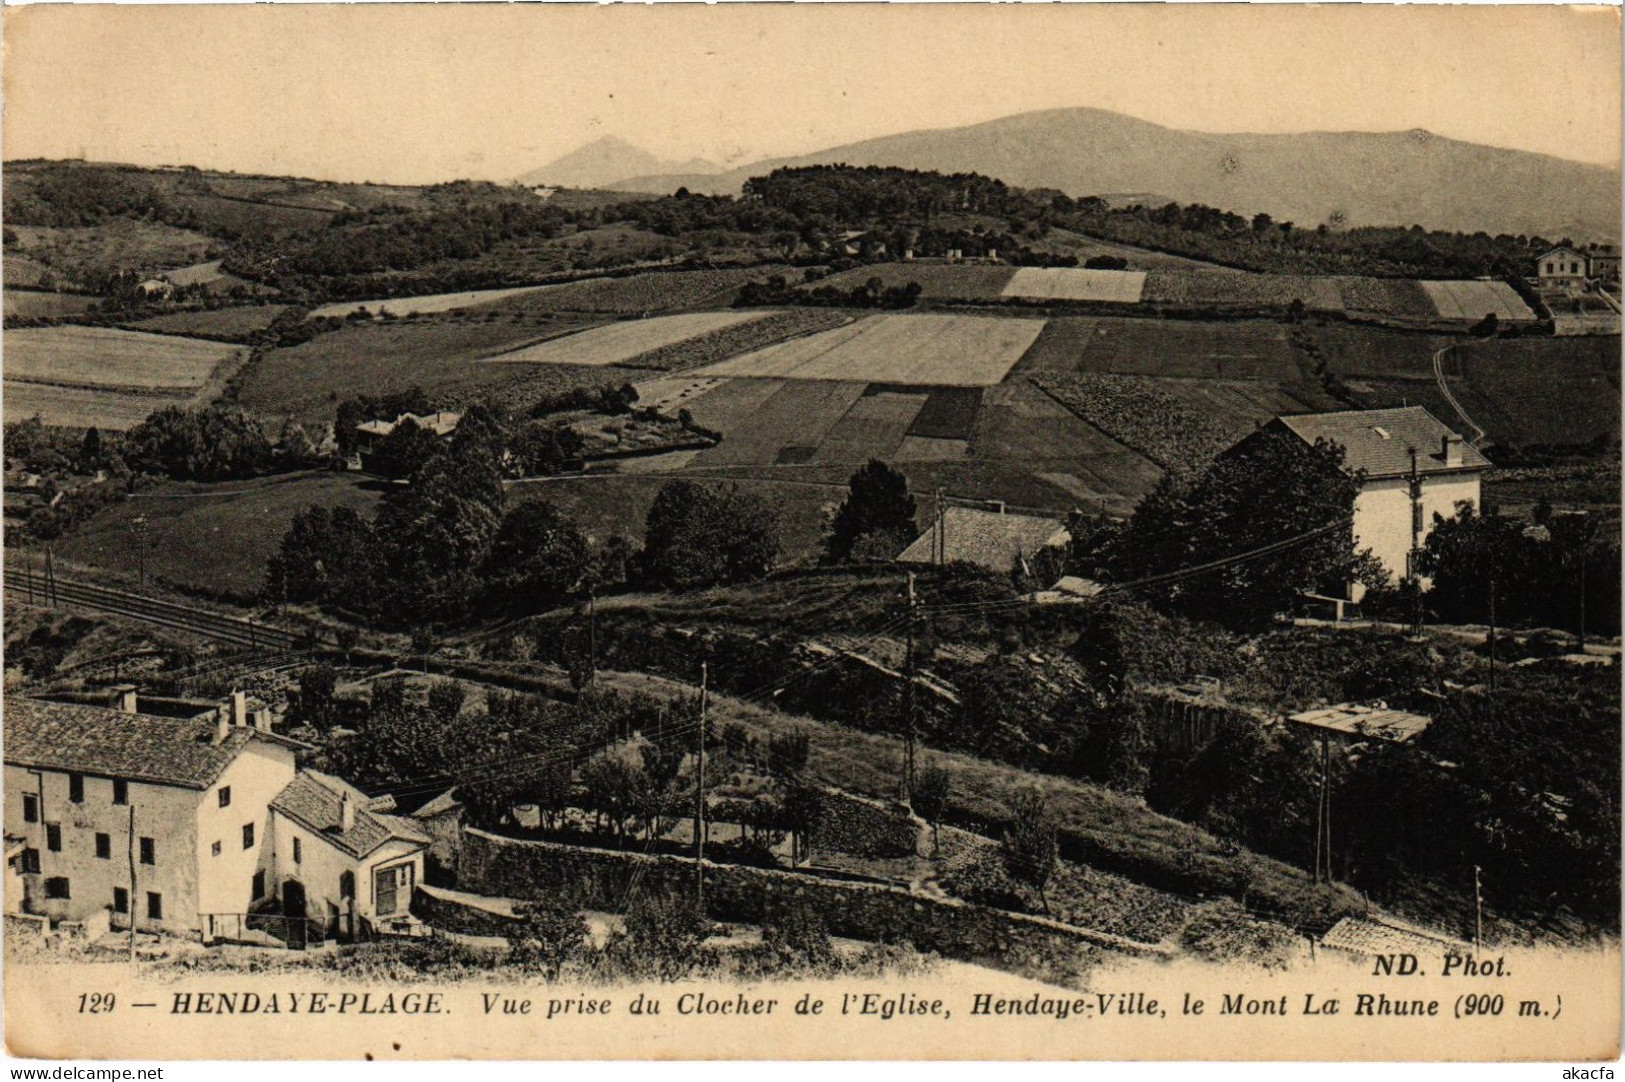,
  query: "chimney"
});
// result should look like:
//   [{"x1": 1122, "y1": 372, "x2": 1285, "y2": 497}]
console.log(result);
[
  {"x1": 213, "y1": 705, "x2": 231, "y2": 747},
  {"x1": 1442, "y1": 434, "x2": 1463, "y2": 467},
  {"x1": 339, "y1": 791, "x2": 356, "y2": 833},
  {"x1": 109, "y1": 684, "x2": 138, "y2": 714},
  {"x1": 232, "y1": 690, "x2": 248, "y2": 728}
]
